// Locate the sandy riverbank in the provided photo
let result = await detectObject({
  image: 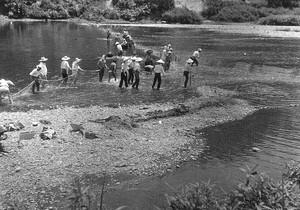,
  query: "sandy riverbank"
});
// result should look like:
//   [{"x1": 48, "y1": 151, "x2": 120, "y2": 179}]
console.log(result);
[{"x1": 0, "y1": 86, "x2": 256, "y2": 209}]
